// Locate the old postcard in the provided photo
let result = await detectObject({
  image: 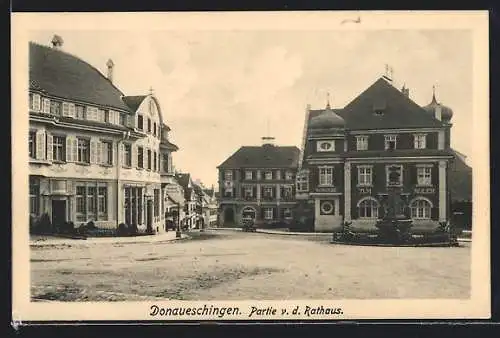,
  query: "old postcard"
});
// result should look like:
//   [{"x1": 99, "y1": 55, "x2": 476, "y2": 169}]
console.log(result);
[{"x1": 11, "y1": 11, "x2": 490, "y2": 322}]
